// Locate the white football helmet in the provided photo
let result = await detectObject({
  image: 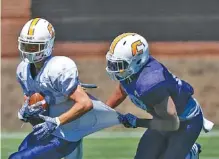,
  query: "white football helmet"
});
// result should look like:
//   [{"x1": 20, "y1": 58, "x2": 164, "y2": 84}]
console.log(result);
[
  {"x1": 18, "y1": 18, "x2": 55, "y2": 63},
  {"x1": 106, "y1": 33, "x2": 149, "y2": 81}
]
